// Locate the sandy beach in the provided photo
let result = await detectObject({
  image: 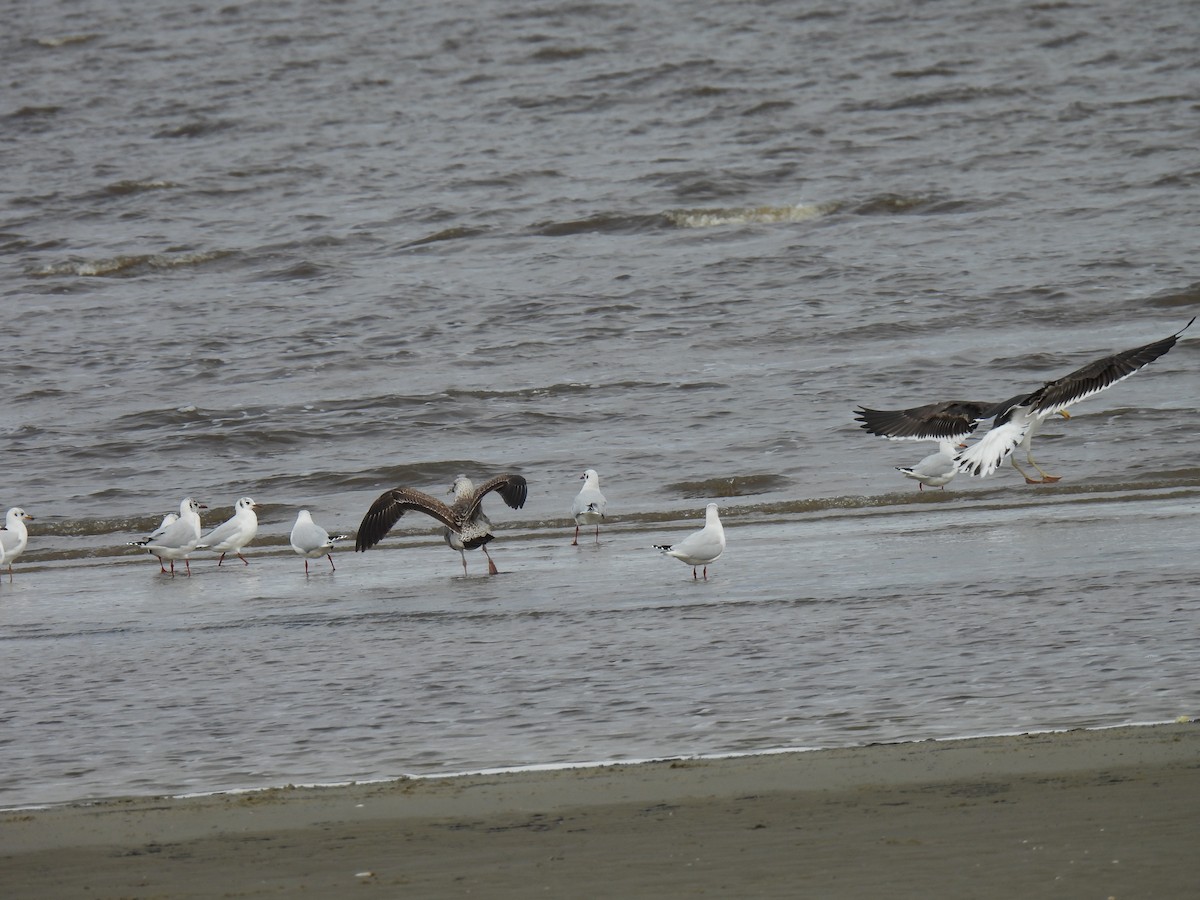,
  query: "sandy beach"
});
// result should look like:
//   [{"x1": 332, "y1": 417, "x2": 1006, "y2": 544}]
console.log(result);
[{"x1": 3, "y1": 722, "x2": 1196, "y2": 898}]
